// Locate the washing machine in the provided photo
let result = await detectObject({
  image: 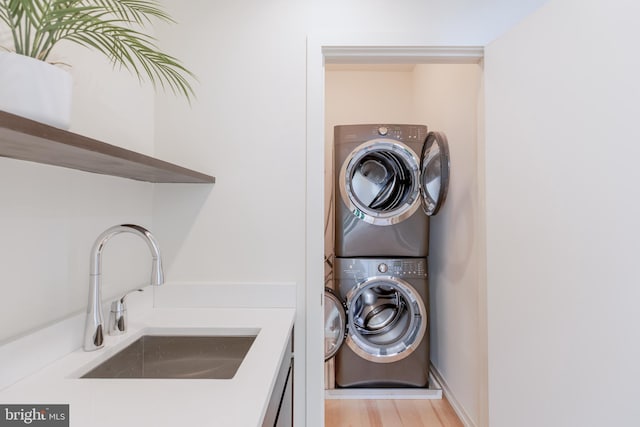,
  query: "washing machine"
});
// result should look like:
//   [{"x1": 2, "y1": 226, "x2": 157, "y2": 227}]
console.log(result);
[
  {"x1": 324, "y1": 257, "x2": 430, "y2": 388},
  {"x1": 334, "y1": 124, "x2": 450, "y2": 257}
]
